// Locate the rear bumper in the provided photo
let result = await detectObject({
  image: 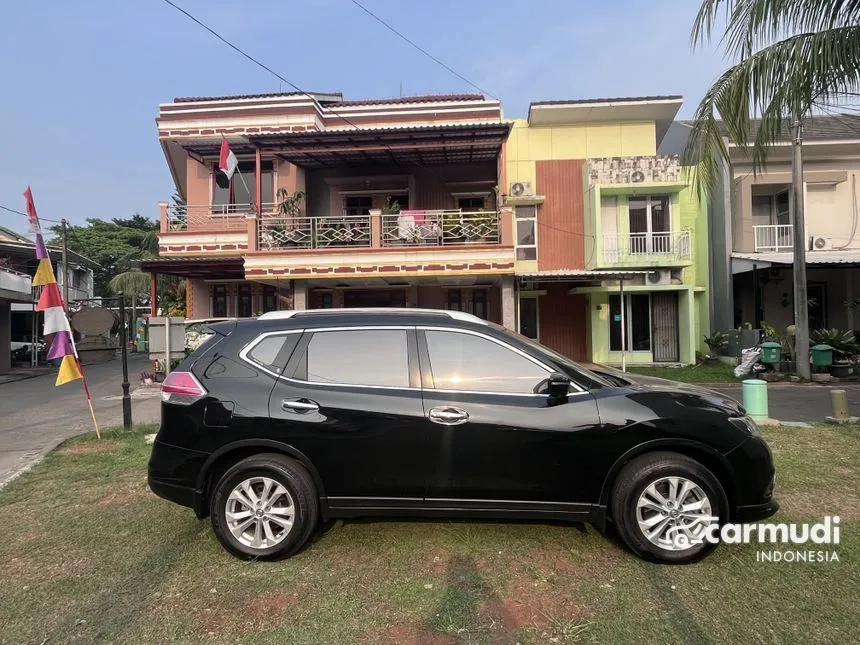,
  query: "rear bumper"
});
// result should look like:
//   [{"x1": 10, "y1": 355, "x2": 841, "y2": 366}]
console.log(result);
[{"x1": 147, "y1": 438, "x2": 209, "y2": 517}]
